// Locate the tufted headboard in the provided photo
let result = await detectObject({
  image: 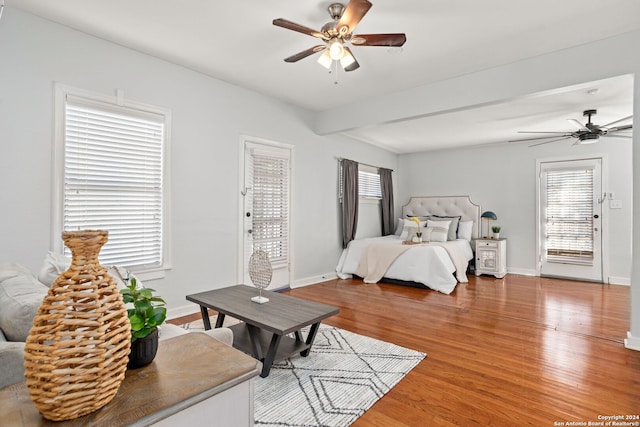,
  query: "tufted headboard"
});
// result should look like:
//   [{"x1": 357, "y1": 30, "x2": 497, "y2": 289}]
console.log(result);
[{"x1": 401, "y1": 196, "x2": 481, "y2": 239}]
